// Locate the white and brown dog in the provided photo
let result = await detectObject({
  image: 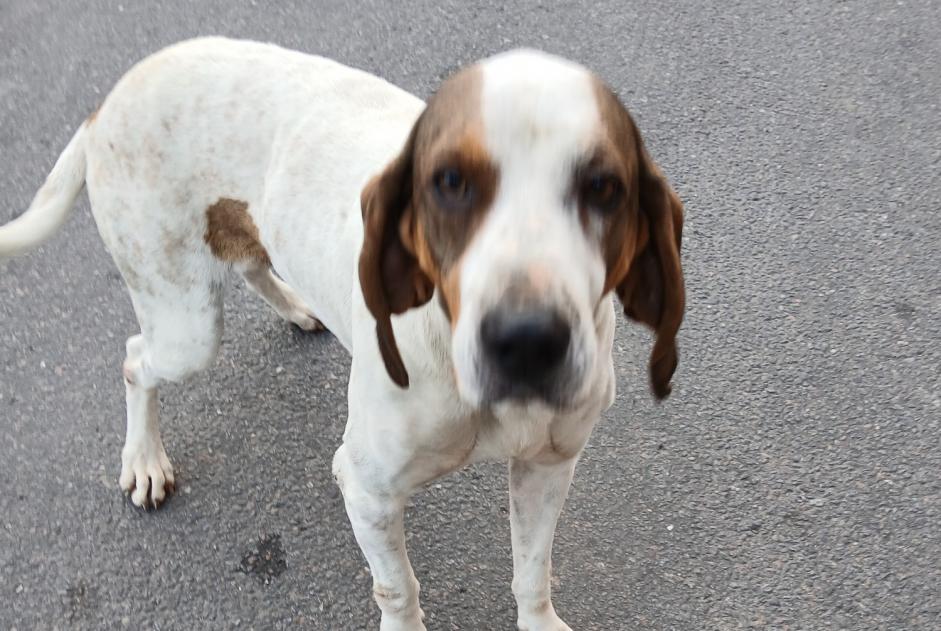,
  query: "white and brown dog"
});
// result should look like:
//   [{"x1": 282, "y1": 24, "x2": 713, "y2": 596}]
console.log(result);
[{"x1": 0, "y1": 38, "x2": 684, "y2": 630}]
